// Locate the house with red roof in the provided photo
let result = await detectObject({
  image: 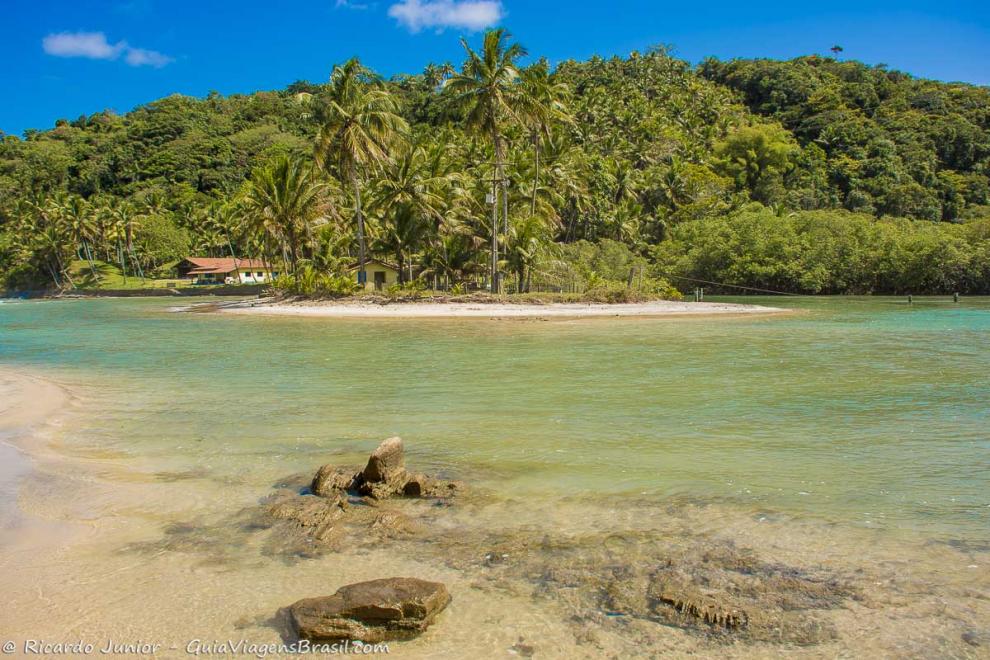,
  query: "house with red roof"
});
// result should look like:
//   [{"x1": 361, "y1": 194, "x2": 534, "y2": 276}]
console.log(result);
[{"x1": 177, "y1": 257, "x2": 279, "y2": 285}]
